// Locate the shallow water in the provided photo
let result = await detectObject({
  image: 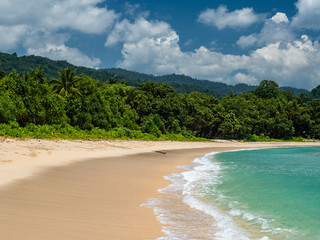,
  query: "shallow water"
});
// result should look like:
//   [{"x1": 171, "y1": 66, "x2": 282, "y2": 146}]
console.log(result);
[{"x1": 146, "y1": 147, "x2": 320, "y2": 240}]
